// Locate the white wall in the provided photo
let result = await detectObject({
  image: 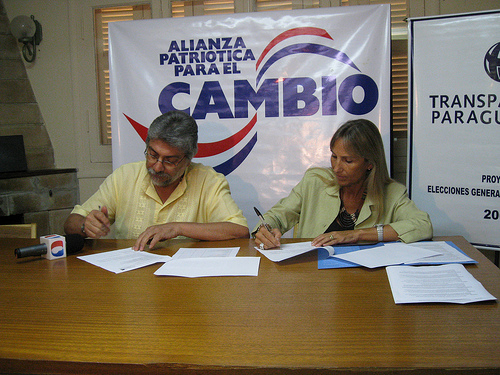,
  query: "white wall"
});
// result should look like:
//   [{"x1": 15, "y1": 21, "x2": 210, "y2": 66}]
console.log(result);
[{"x1": 4, "y1": 0, "x2": 500, "y2": 203}]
